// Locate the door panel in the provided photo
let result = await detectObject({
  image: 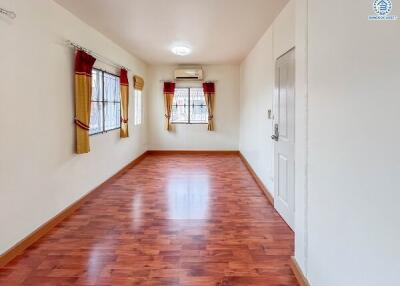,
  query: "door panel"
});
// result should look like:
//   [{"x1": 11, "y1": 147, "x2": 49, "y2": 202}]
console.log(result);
[
  {"x1": 278, "y1": 154, "x2": 288, "y2": 203},
  {"x1": 274, "y1": 48, "x2": 295, "y2": 229},
  {"x1": 278, "y1": 67, "x2": 288, "y2": 139}
]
